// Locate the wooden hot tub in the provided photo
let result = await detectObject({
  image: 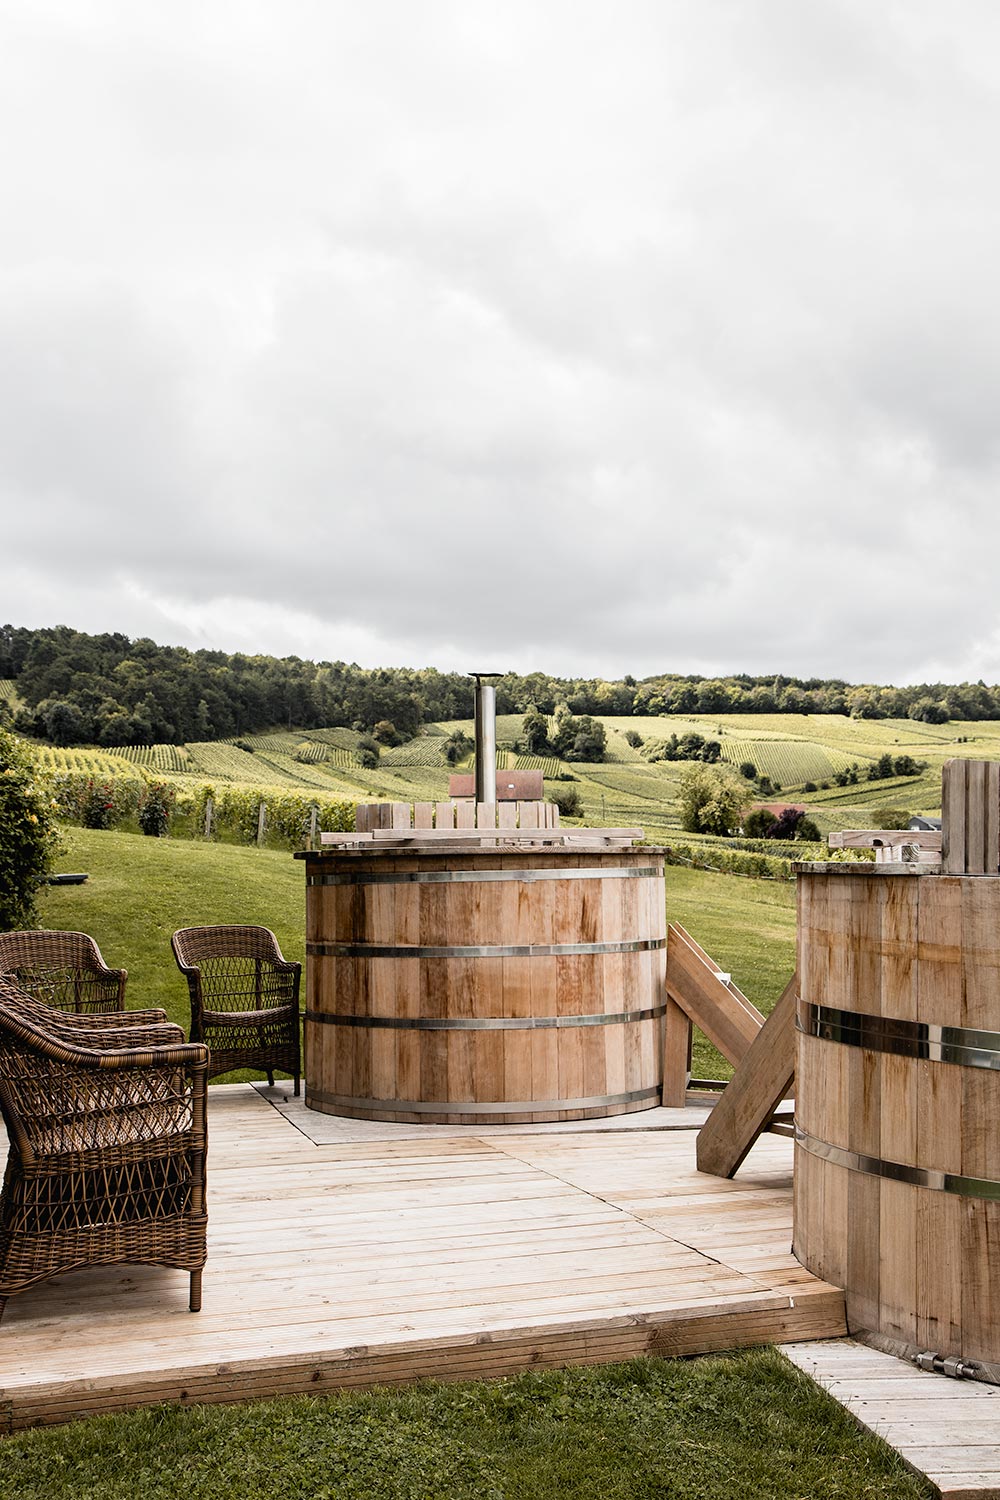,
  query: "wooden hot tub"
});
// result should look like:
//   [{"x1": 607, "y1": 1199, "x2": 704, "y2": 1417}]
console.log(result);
[
  {"x1": 794, "y1": 863, "x2": 1000, "y2": 1366},
  {"x1": 298, "y1": 842, "x2": 667, "y2": 1124}
]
